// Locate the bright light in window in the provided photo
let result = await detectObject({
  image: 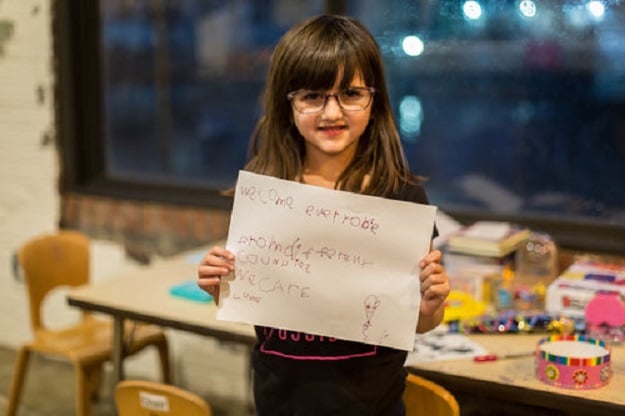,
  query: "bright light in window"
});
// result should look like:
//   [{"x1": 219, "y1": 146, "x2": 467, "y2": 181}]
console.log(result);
[
  {"x1": 519, "y1": 0, "x2": 537, "y2": 18},
  {"x1": 401, "y1": 35, "x2": 424, "y2": 57},
  {"x1": 463, "y1": 1, "x2": 483, "y2": 20},
  {"x1": 587, "y1": 1, "x2": 605, "y2": 20},
  {"x1": 565, "y1": 5, "x2": 589, "y2": 28},
  {"x1": 399, "y1": 95, "x2": 423, "y2": 139}
]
